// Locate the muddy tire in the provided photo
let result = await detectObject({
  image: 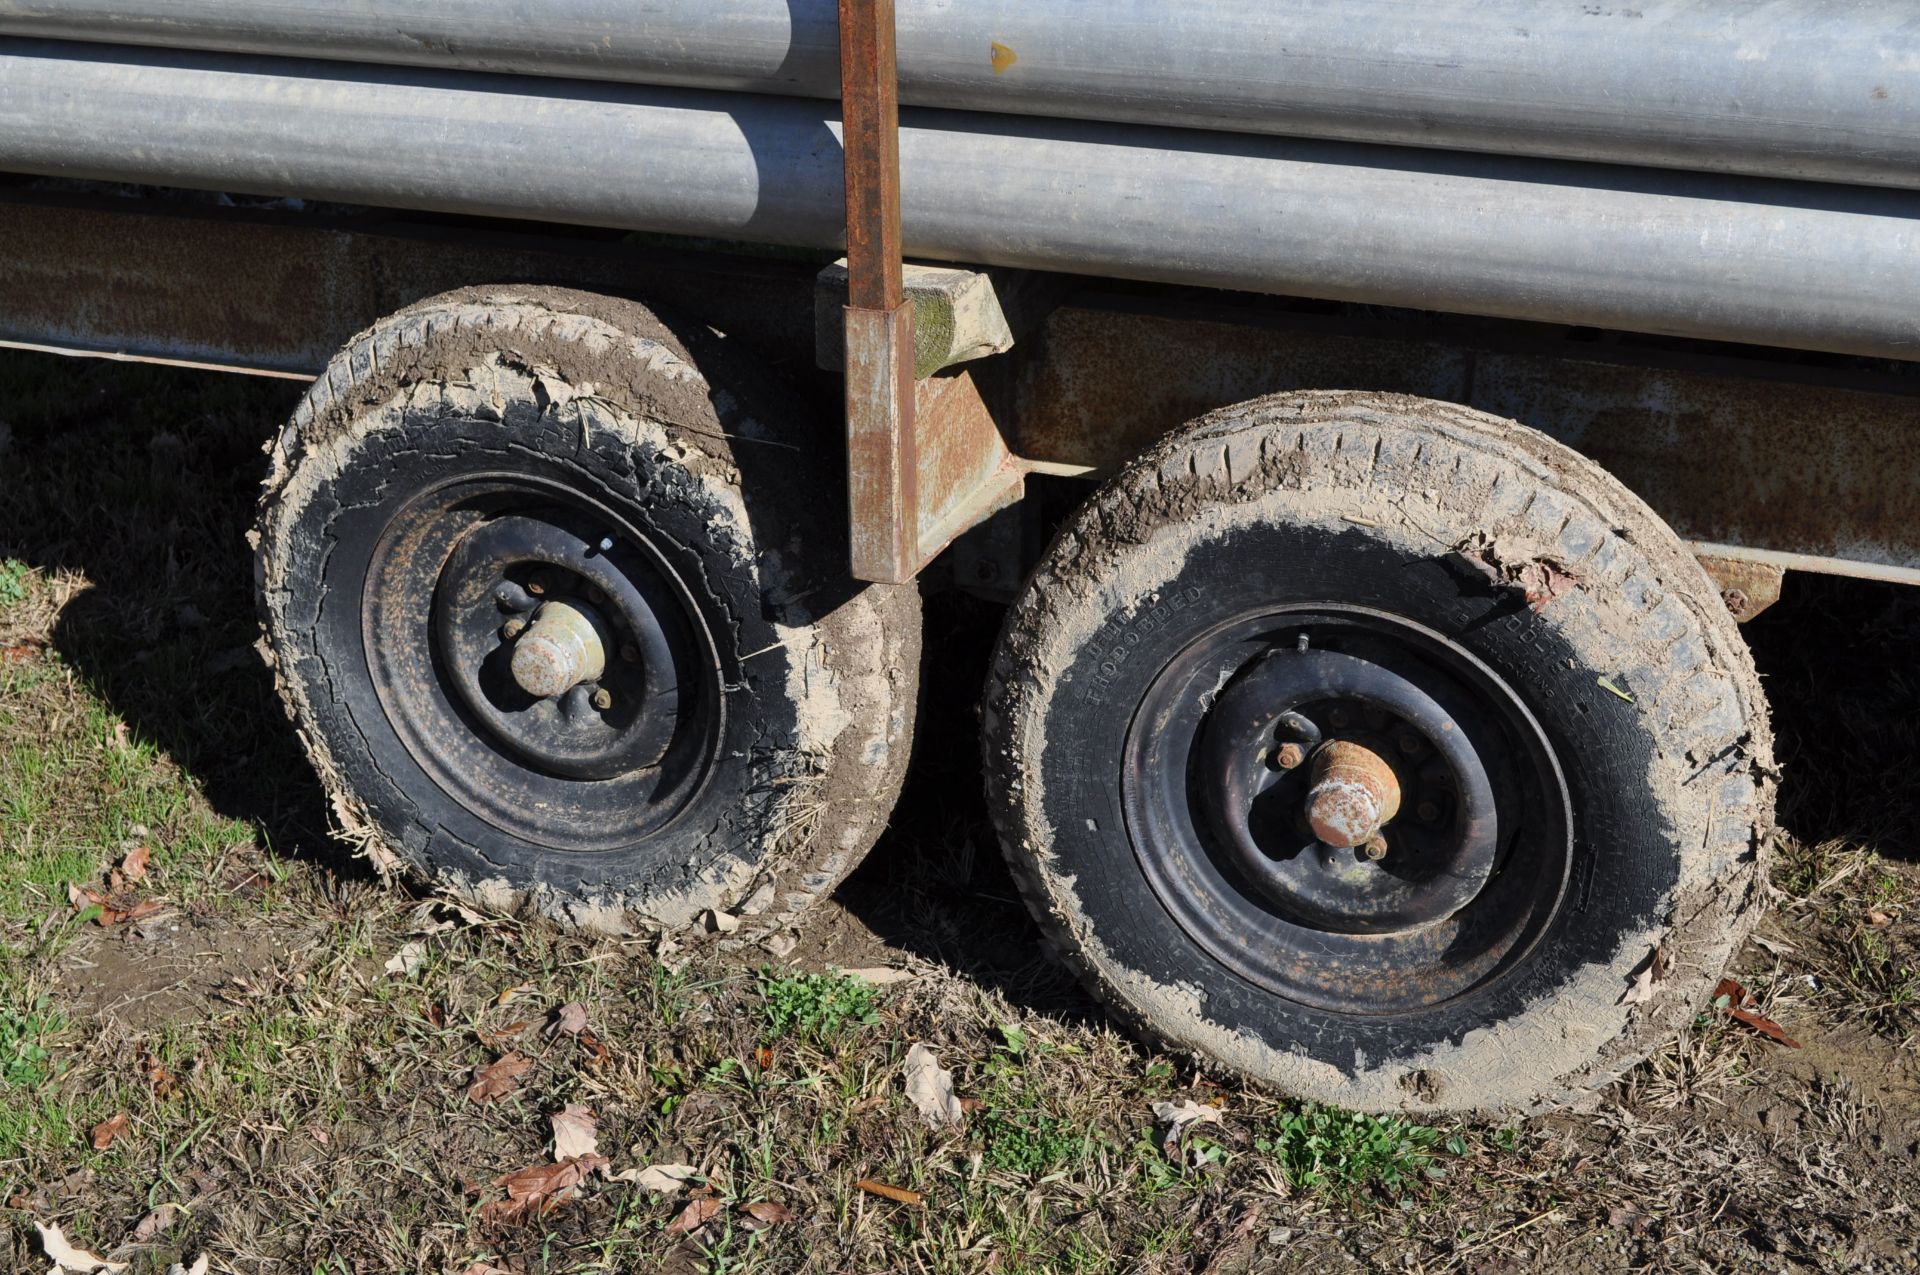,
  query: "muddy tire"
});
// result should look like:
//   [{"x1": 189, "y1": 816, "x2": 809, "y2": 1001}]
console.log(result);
[
  {"x1": 256, "y1": 286, "x2": 919, "y2": 935},
  {"x1": 984, "y1": 391, "x2": 1773, "y2": 1114}
]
